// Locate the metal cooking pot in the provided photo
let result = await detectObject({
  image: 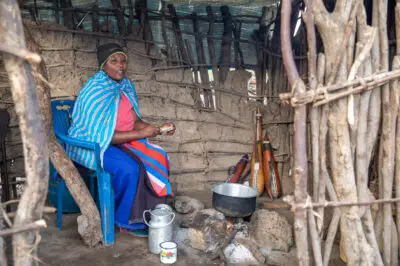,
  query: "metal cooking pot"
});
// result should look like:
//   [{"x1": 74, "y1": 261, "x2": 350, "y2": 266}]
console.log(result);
[{"x1": 212, "y1": 183, "x2": 258, "y2": 218}]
